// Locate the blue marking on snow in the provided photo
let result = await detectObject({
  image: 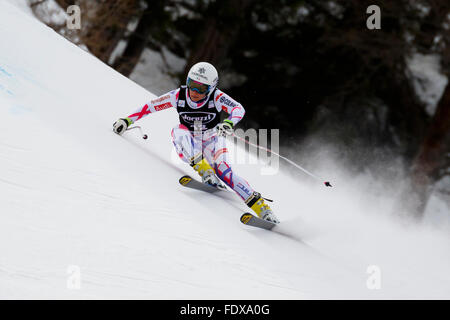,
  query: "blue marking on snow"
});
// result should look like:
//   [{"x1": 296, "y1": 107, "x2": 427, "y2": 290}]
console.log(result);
[
  {"x1": 0, "y1": 66, "x2": 12, "y2": 77},
  {"x1": 0, "y1": 82, "x2": 14, "y2": 96},
  {"x1": 0, "y1": 65, "x2": 14, "y2": 96},
  {"x1": 9, "y1": 104, "x2": 32, "y2": 115}
]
